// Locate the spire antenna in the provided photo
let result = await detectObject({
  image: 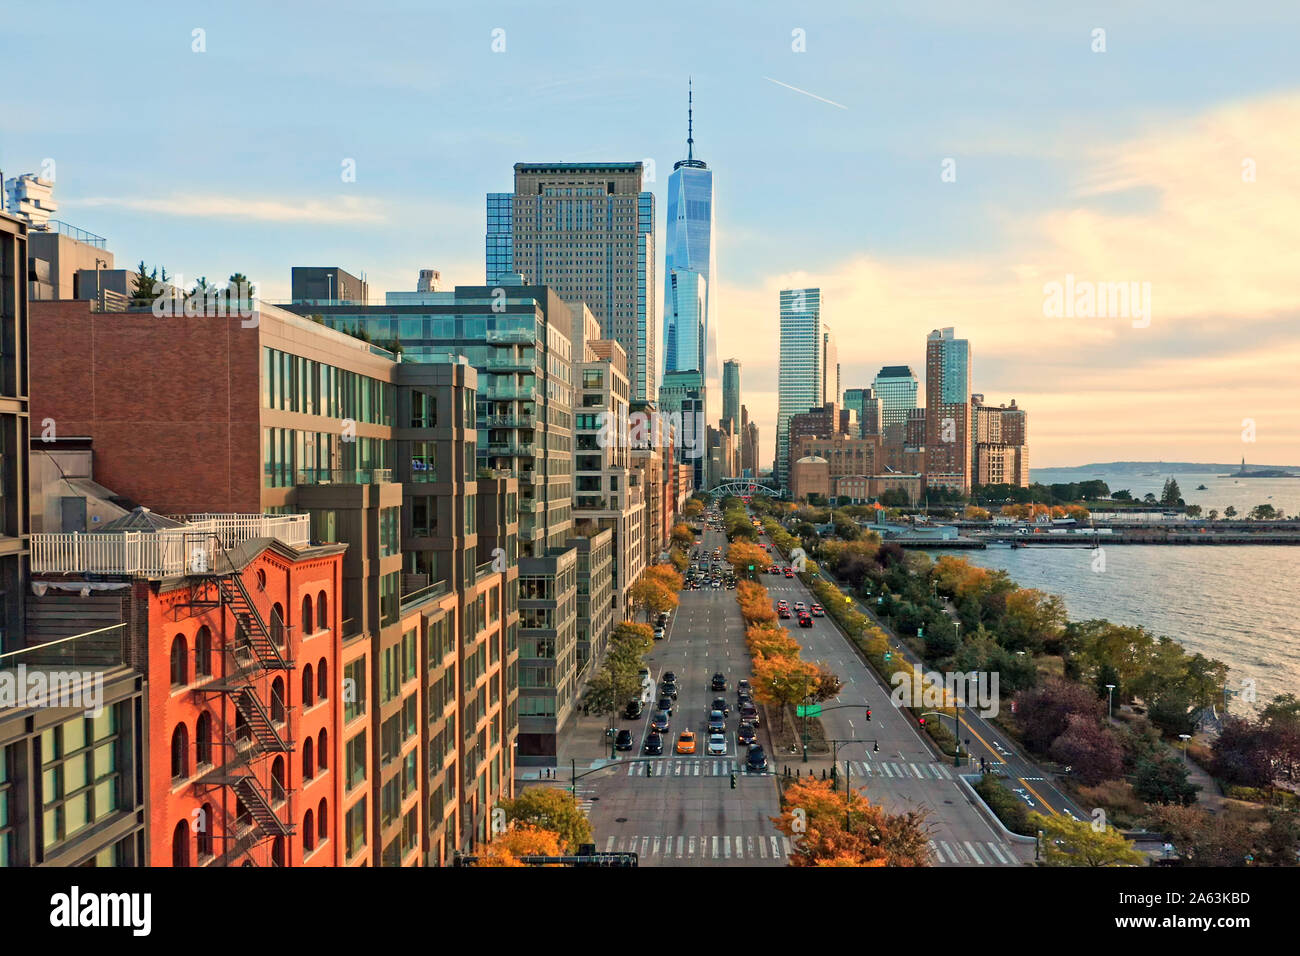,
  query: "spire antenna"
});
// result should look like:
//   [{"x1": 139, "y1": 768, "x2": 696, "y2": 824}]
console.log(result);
[{"x1": 687, "y1": 77, "x2": 694, "y2": 161}]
